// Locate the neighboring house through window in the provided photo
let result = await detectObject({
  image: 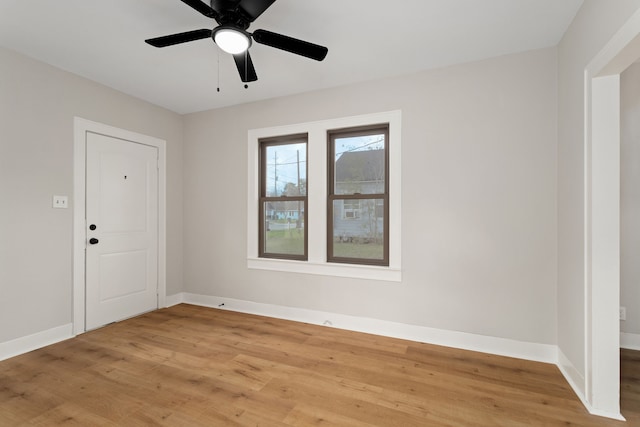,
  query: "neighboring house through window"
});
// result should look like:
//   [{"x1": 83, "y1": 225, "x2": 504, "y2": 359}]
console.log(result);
[{"x1": 328, "y1": 125, "x2": 389, "y2": 266}]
